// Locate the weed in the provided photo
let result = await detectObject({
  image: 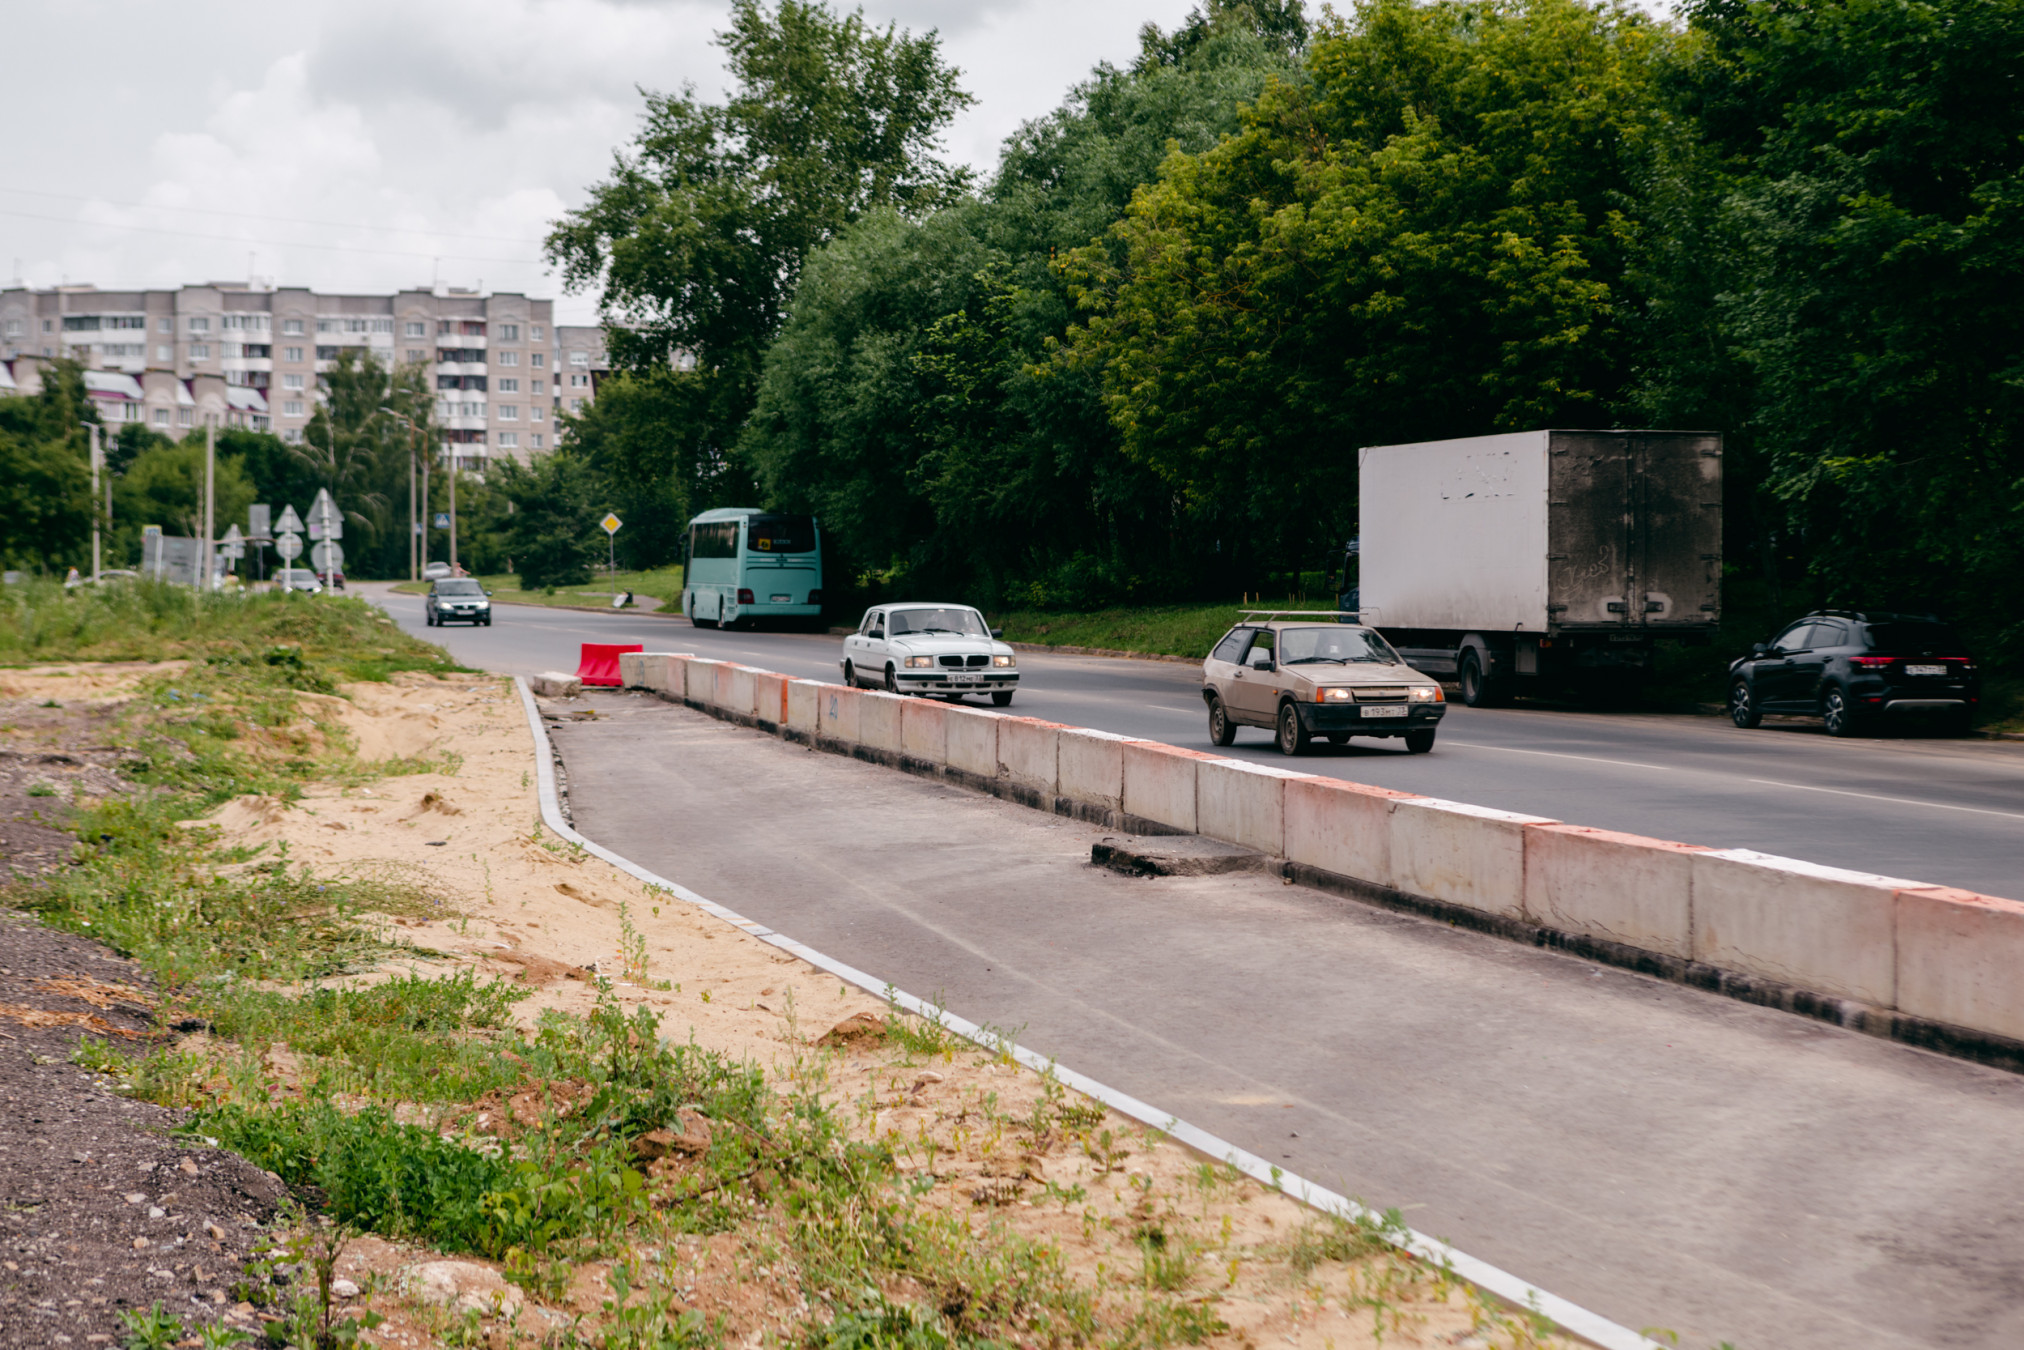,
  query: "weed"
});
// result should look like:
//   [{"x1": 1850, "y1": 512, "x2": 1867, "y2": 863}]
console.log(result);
[
  {"x1": 619, "y1": 899, "x2": 651, "y2": 983},
  {"x1": 116, "y1": 1302, "x2": 185, "y2": 1349},
  {"x1": 1288, "y1": 1207, "x2": 1403, "y2": 1277},
  {"x1": 1136, "y1": 1223, "x2": 1197, "y2": 1292},
  {"x1": 26, "y1": 781, "x2": 56, "y2": 797}
]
